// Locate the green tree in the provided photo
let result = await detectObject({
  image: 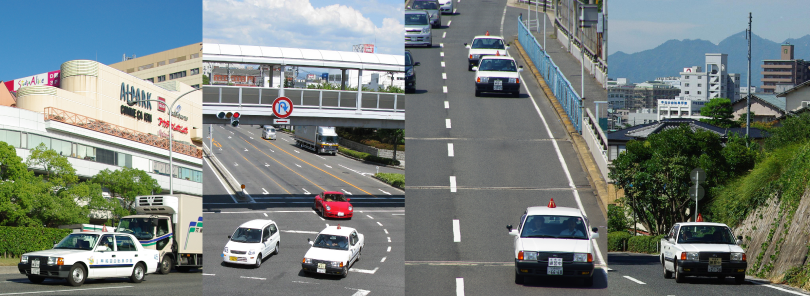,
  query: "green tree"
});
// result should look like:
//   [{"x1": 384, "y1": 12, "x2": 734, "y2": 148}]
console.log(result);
[
  {"x1": 203, "y1": 74, "x2": 210, "y2": 85},
  {"x1": 25, "y1": 143, "x2": 78, "y2": 187},
  {"x1": 607, "y1": 204, "x2": 630, "y2": 233},
  {"x1": 92, "y1": 167, "x2": 161, "y2": 212},
  {"x1": 699, "y1": 97, "x2": 736, "y2": 128},
  {"x1": 763, "y1": 112, "x2": 810, "y2": 151}
]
